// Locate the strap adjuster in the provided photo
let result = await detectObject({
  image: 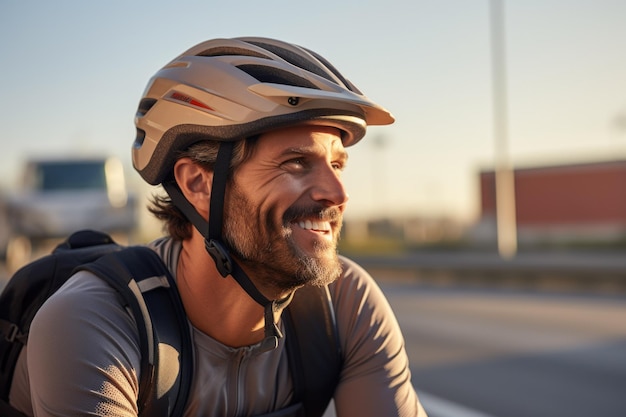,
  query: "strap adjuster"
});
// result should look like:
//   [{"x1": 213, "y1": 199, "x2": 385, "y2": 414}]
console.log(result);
[
  {"x1": 205, "y1": 239, "x2": 233, "y2": 277},
  {"x1": 3, "y1": 323, "x2": 20, "y2": 343}
]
